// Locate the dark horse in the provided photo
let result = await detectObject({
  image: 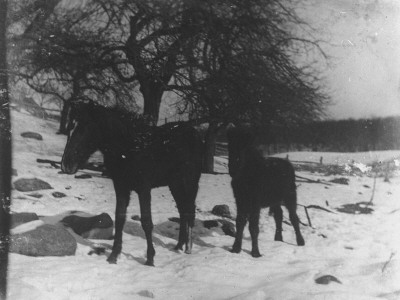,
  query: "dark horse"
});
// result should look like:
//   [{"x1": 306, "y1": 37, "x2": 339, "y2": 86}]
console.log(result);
[
  {"x1": 227, "y1": 125, "x2": 304, "y2": 257},
  {"x1": 61, "y1": 102, "x2": 202, "y2": 265}
]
